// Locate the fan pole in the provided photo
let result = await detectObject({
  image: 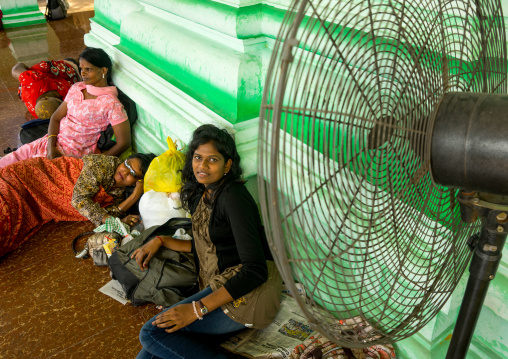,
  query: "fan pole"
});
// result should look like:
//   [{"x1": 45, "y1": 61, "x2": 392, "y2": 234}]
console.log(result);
[{"x1": 446, "y1": 209, "x2": 507, "y2": 358}]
